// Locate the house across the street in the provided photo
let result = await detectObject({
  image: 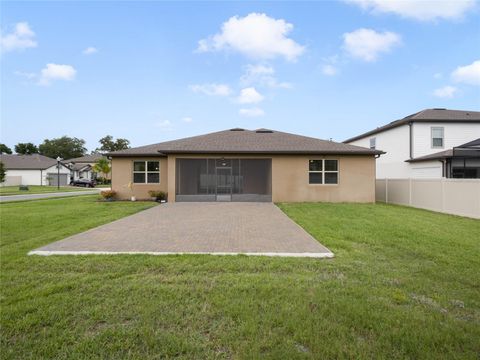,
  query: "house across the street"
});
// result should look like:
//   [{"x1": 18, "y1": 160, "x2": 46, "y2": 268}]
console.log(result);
[
  {"x1": 0, "y1": 154, "x2": 71, "y2": 186},
  {"x1": 66, "y1": 153, "x2": 108, "y2": 182},
  {"x1": 344, "y1": 108, "x2": 480, "y2": 179},
  {"x1": 108, "y1": 128, "x2": 382, "y2": 202}
]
